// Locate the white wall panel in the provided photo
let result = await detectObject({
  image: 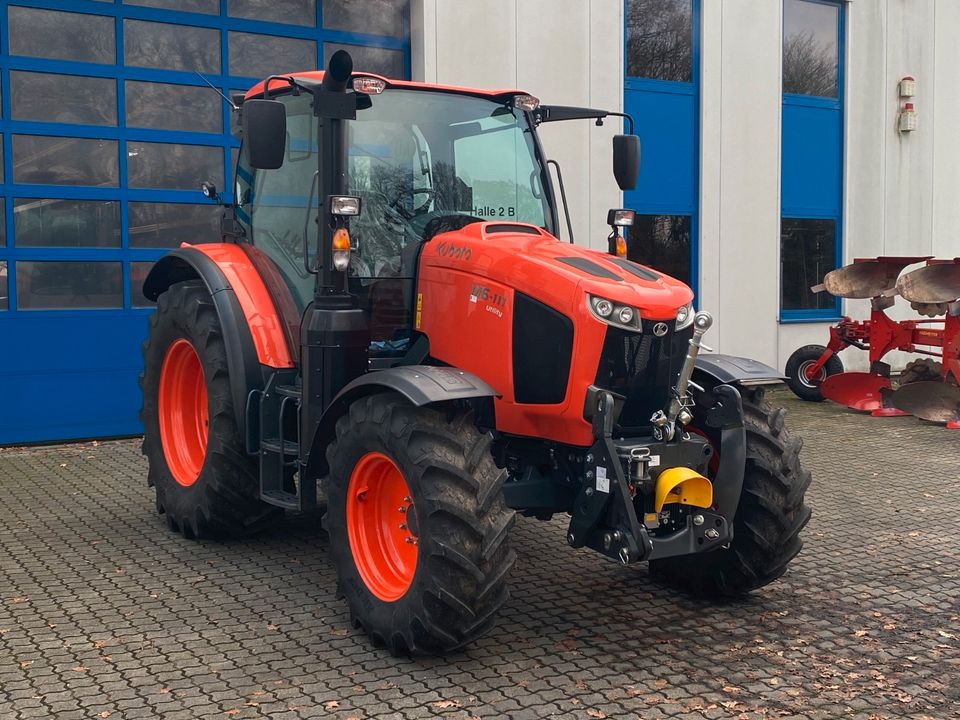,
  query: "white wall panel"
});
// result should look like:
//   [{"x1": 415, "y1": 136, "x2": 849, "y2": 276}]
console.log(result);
[
  {"x1": 711, "y1": 0, "x2": 783, "y2": 367},
  {"x1": 411, "y1": 0, "x2": 623, "y2": 250}
]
